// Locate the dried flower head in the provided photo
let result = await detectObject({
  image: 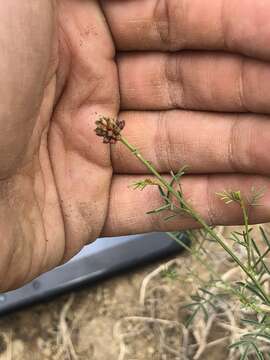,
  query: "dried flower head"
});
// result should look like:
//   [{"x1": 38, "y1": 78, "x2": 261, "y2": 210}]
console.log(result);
[{"x1": 95, "y1": 116, "x2": 125, "y2": 144}]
